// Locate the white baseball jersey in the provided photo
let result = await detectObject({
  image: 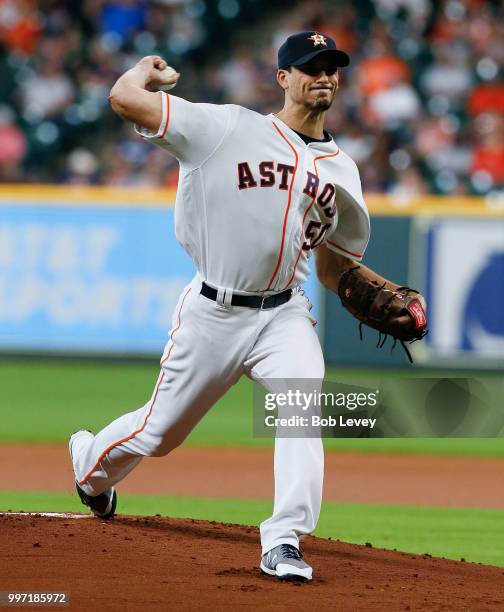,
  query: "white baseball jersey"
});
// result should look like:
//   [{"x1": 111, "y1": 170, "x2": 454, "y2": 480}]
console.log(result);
[
  {"x1": 70, "y1": 90, "x2": 371, "y2": 561},
  {"x1": 136, "y1": 92, "x2": 370, "y2": 294}
]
